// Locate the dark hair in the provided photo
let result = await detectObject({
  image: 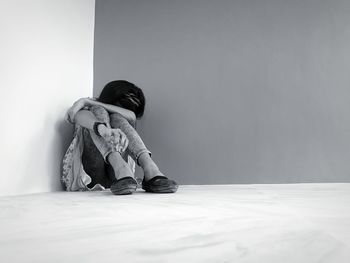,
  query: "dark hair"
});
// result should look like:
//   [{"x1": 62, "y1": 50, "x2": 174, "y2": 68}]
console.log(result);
[{"x1": 98, "y1": 80, "x2": 145, "y2": 118}]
